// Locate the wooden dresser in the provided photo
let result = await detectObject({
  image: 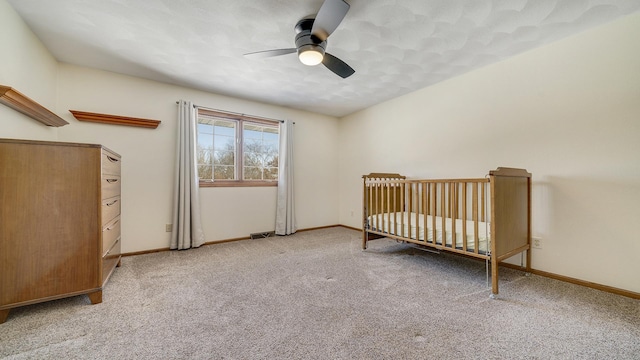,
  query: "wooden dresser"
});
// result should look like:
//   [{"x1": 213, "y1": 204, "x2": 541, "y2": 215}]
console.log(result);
[{"x1": 0, "y1": 138, "x2": 122, "y2": 323}]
